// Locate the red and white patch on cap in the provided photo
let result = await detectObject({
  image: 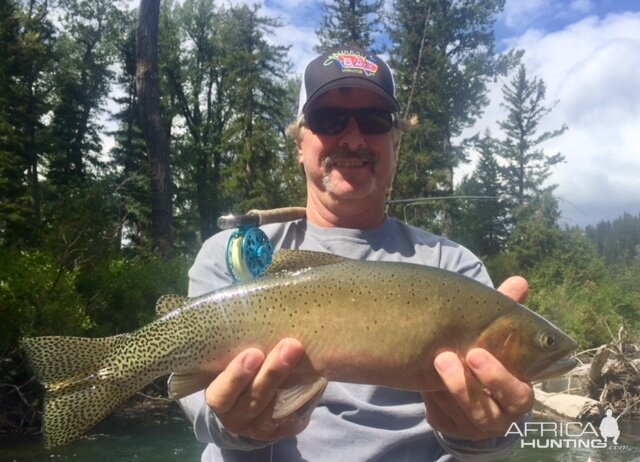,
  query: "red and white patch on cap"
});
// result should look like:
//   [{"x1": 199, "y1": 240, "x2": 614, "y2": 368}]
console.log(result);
[{"x1": 324, "y1": 51, "x2": 379, "y2": 76}]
